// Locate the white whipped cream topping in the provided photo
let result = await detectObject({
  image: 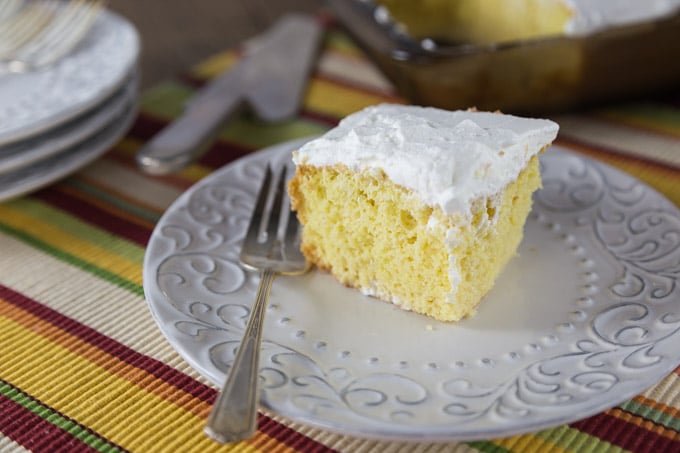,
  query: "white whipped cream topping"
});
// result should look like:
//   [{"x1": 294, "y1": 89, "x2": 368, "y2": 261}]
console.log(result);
[
  {"x1": 293, "y1": 104, "x2": 559, "y2": 218},
  {"x1": 565, "y1": 0, "x2": 680, "y2": 35}
]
